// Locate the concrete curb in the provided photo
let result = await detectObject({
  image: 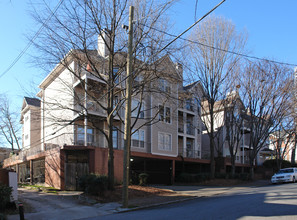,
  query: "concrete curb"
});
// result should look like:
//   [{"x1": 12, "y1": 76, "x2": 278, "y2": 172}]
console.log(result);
[{"x1": 117, "y1": 196, "x2": 199, "y2": 213}]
